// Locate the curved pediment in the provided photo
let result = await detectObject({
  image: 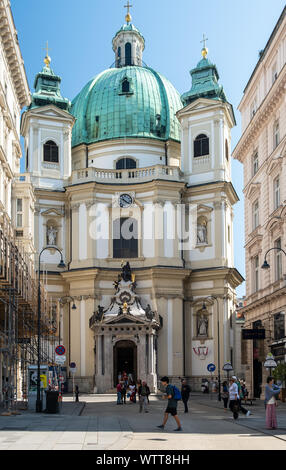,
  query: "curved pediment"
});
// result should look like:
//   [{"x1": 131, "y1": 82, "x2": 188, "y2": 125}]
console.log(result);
[
  {"x1": 266, "y1": 156, "x2": 283, "y2": 176},
  {"x1": 244, "y1": 182, "x2": 261, "y2": 200}
]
